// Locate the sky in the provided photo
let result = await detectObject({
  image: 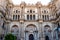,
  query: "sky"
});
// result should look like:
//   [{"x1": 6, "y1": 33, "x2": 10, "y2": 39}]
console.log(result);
[{"x1": 12, "y1": 0, "x2": 51, "y2": 5}]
